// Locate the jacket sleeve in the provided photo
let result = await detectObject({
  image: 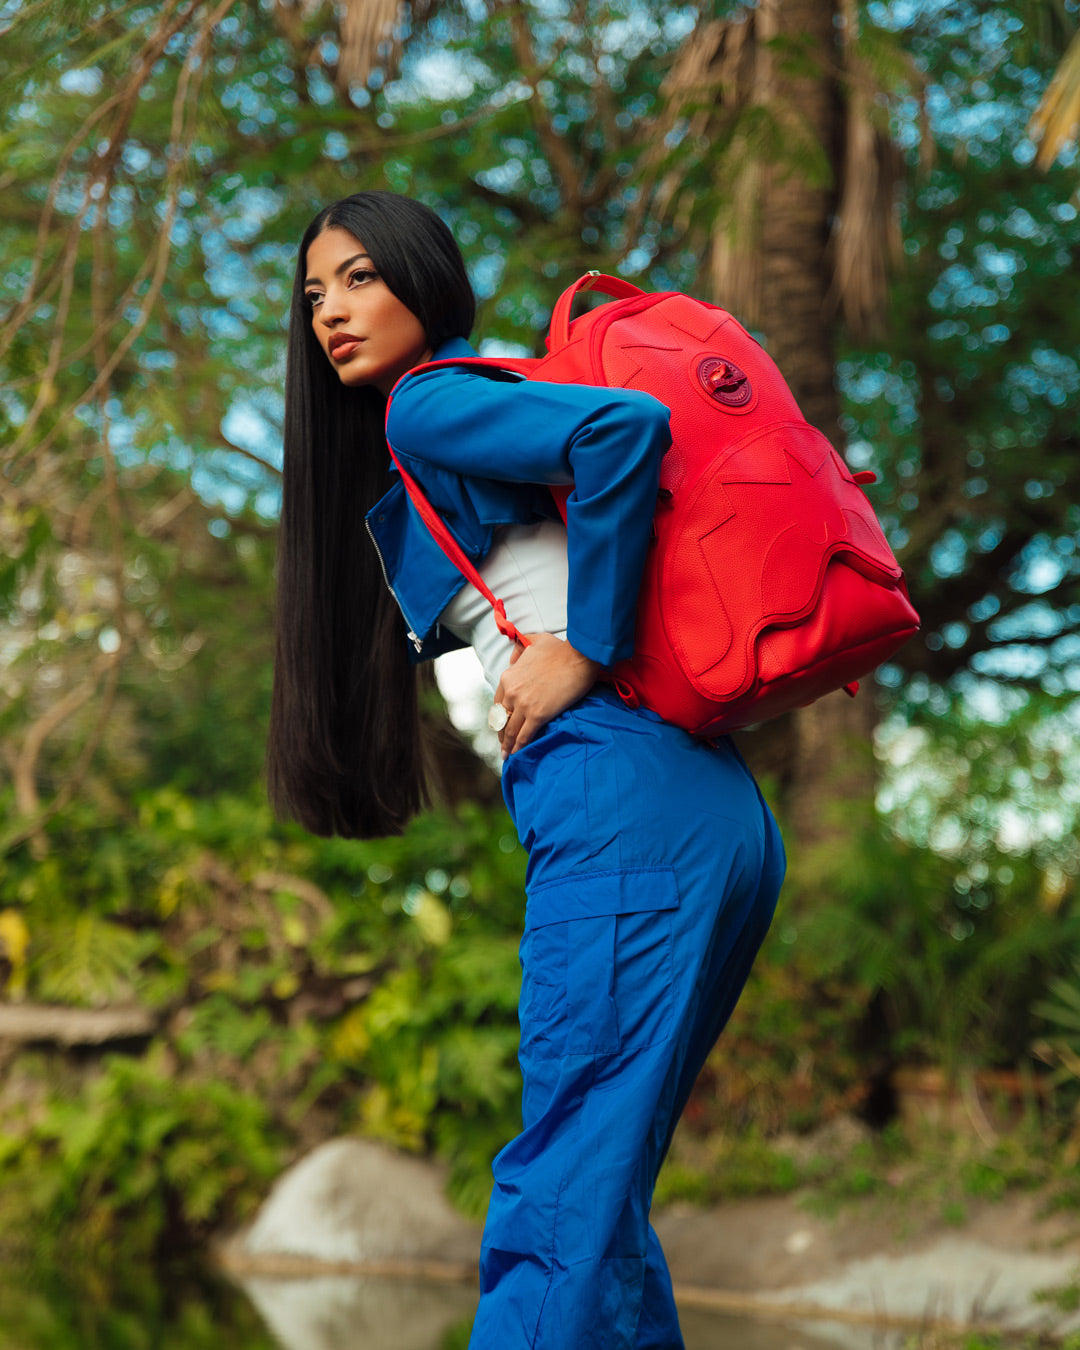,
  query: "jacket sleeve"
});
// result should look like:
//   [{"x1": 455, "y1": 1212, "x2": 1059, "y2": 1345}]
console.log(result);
[{"x1": 386, "y1": 368, "x2": 671, "y2": 667}]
